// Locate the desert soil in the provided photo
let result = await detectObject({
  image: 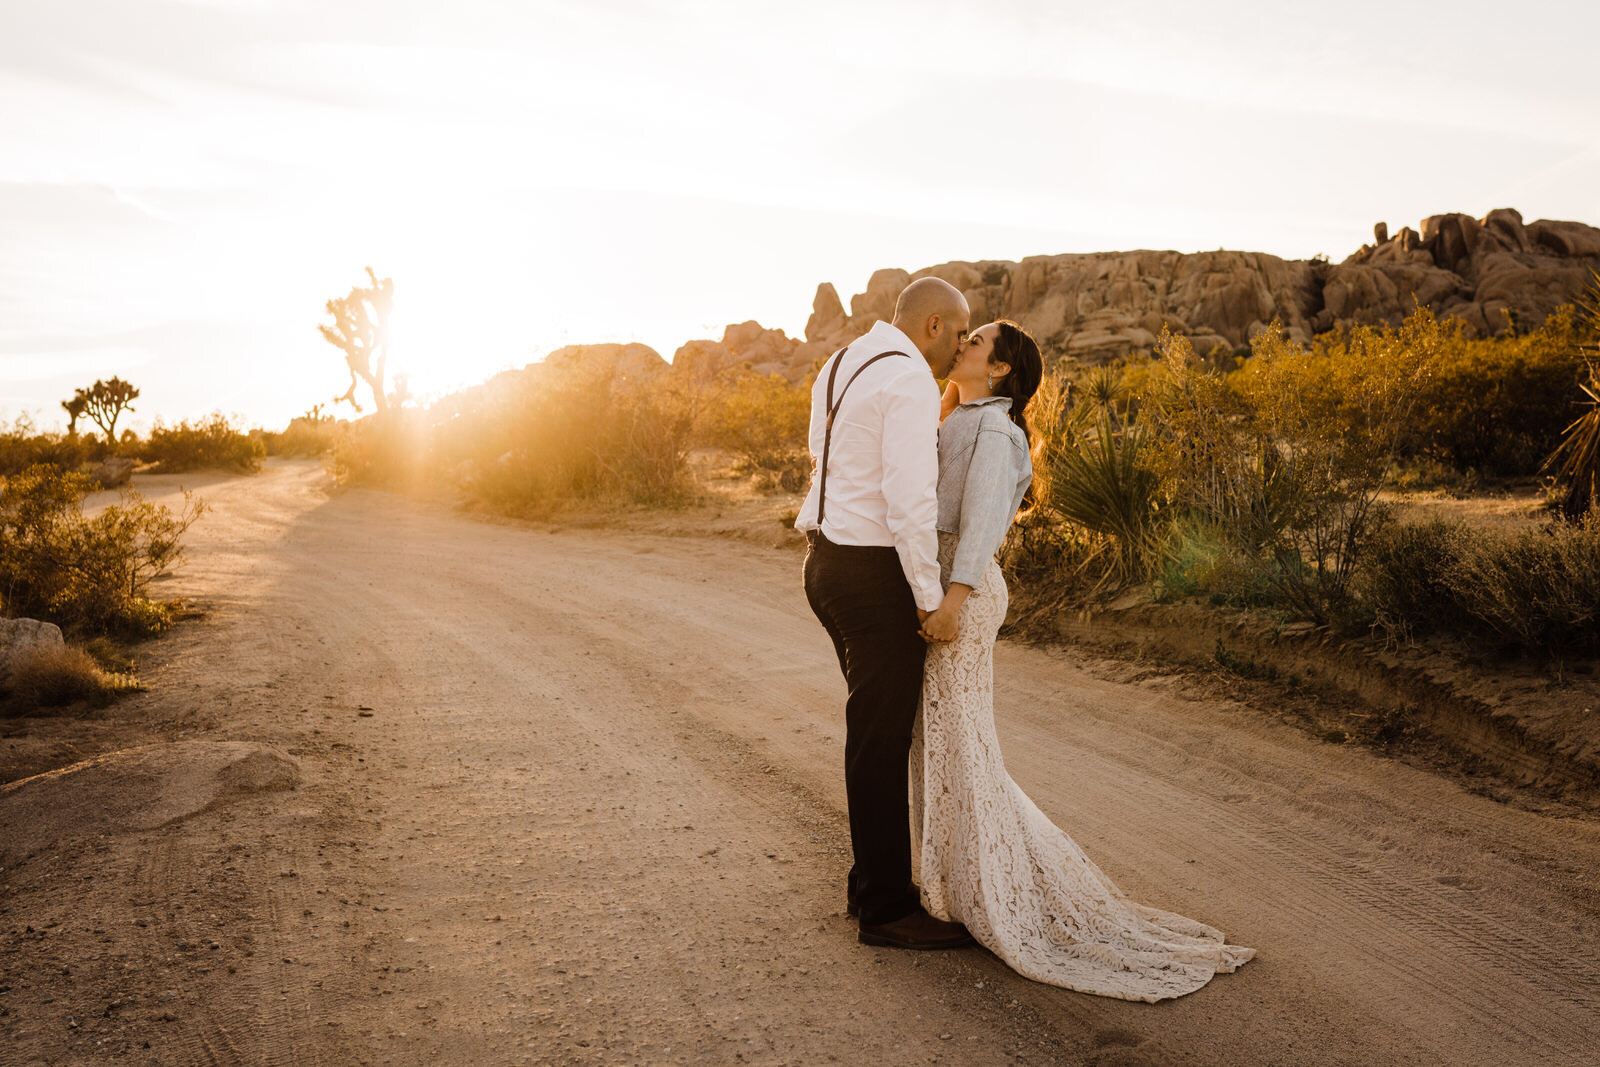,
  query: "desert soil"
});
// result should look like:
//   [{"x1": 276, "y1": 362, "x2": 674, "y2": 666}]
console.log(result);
[{"x1": 3, "y1": 459, "x2": 1599, "y2": 1066}]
